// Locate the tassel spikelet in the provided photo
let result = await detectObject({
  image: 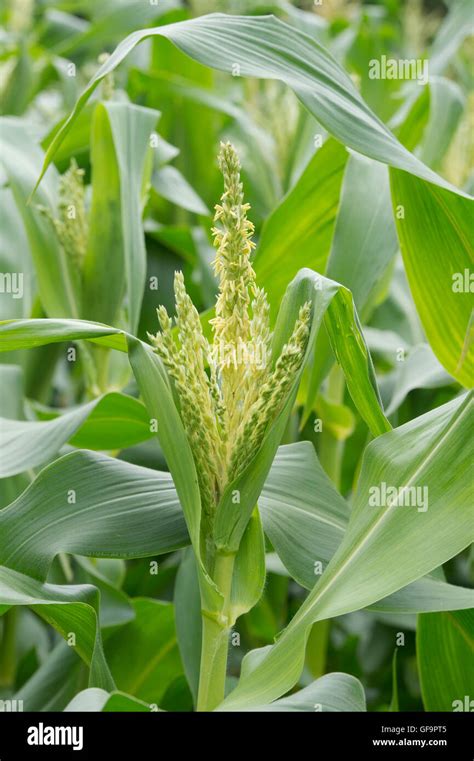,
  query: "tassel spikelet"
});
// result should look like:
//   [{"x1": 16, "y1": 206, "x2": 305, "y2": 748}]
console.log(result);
[
  {"x1": 149, "y1": 142, "x2": 311, "y2": 522},
  {"x1": 40, "y1": 159, "x2": 88, "y2": 271}
]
